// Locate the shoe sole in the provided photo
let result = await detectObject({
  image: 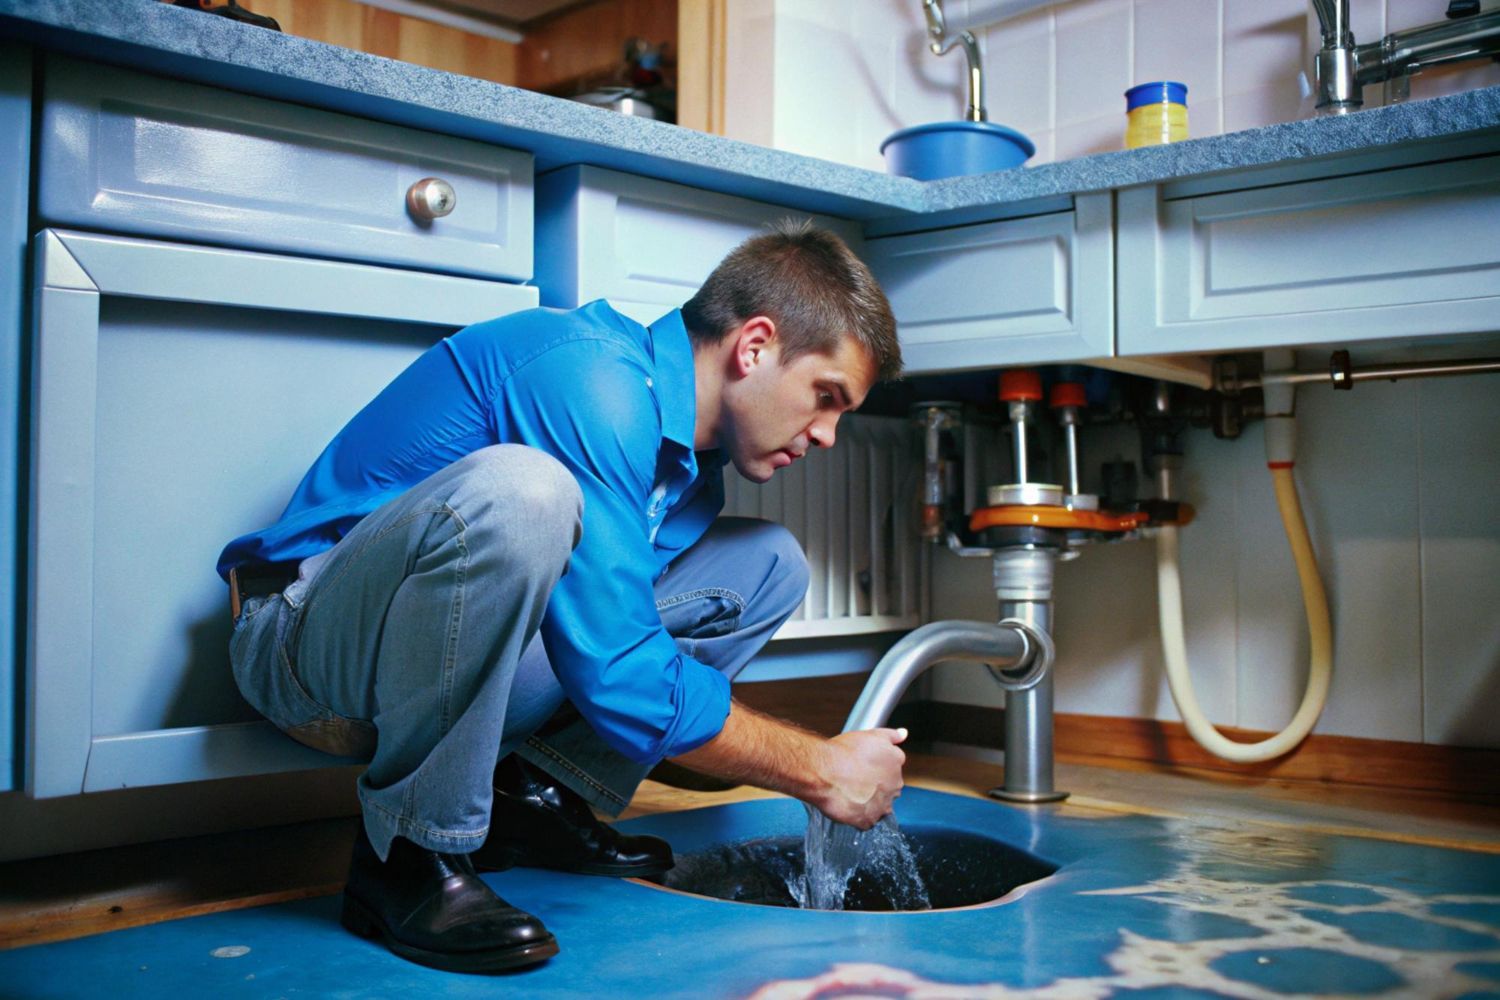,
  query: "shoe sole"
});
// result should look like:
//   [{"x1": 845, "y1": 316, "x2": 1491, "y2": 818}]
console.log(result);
[
  {"x1": 340, "y1": 894, "x2": 559, "y2": 974},
  {"x1": 472, "y1": 849, "x2": 673, "y2": 879},
  {"x1": 557, "y1": 858, "x2": 674, "y2": 878}
]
